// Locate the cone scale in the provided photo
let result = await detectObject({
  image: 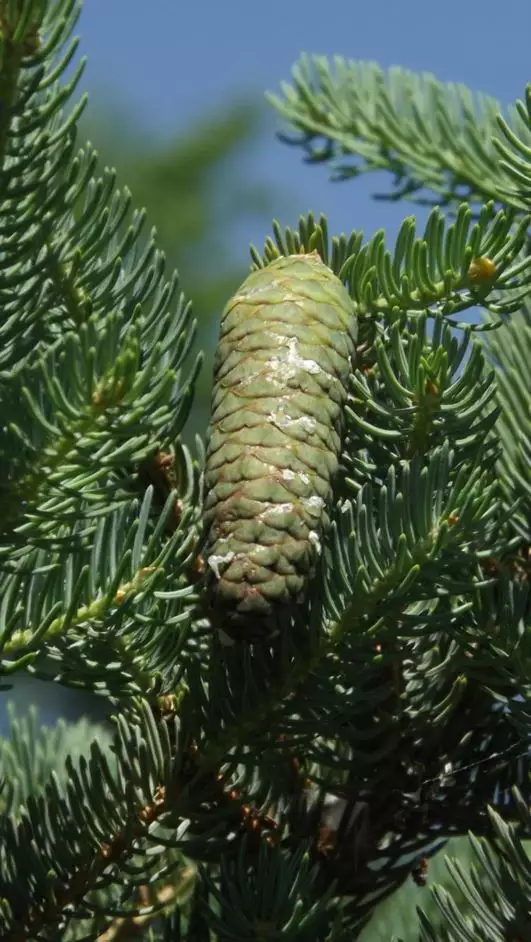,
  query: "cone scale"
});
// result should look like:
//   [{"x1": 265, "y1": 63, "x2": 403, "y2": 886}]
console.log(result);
[{"x1": 204, "y1": 252, "x2": 357, "y2": 641}]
